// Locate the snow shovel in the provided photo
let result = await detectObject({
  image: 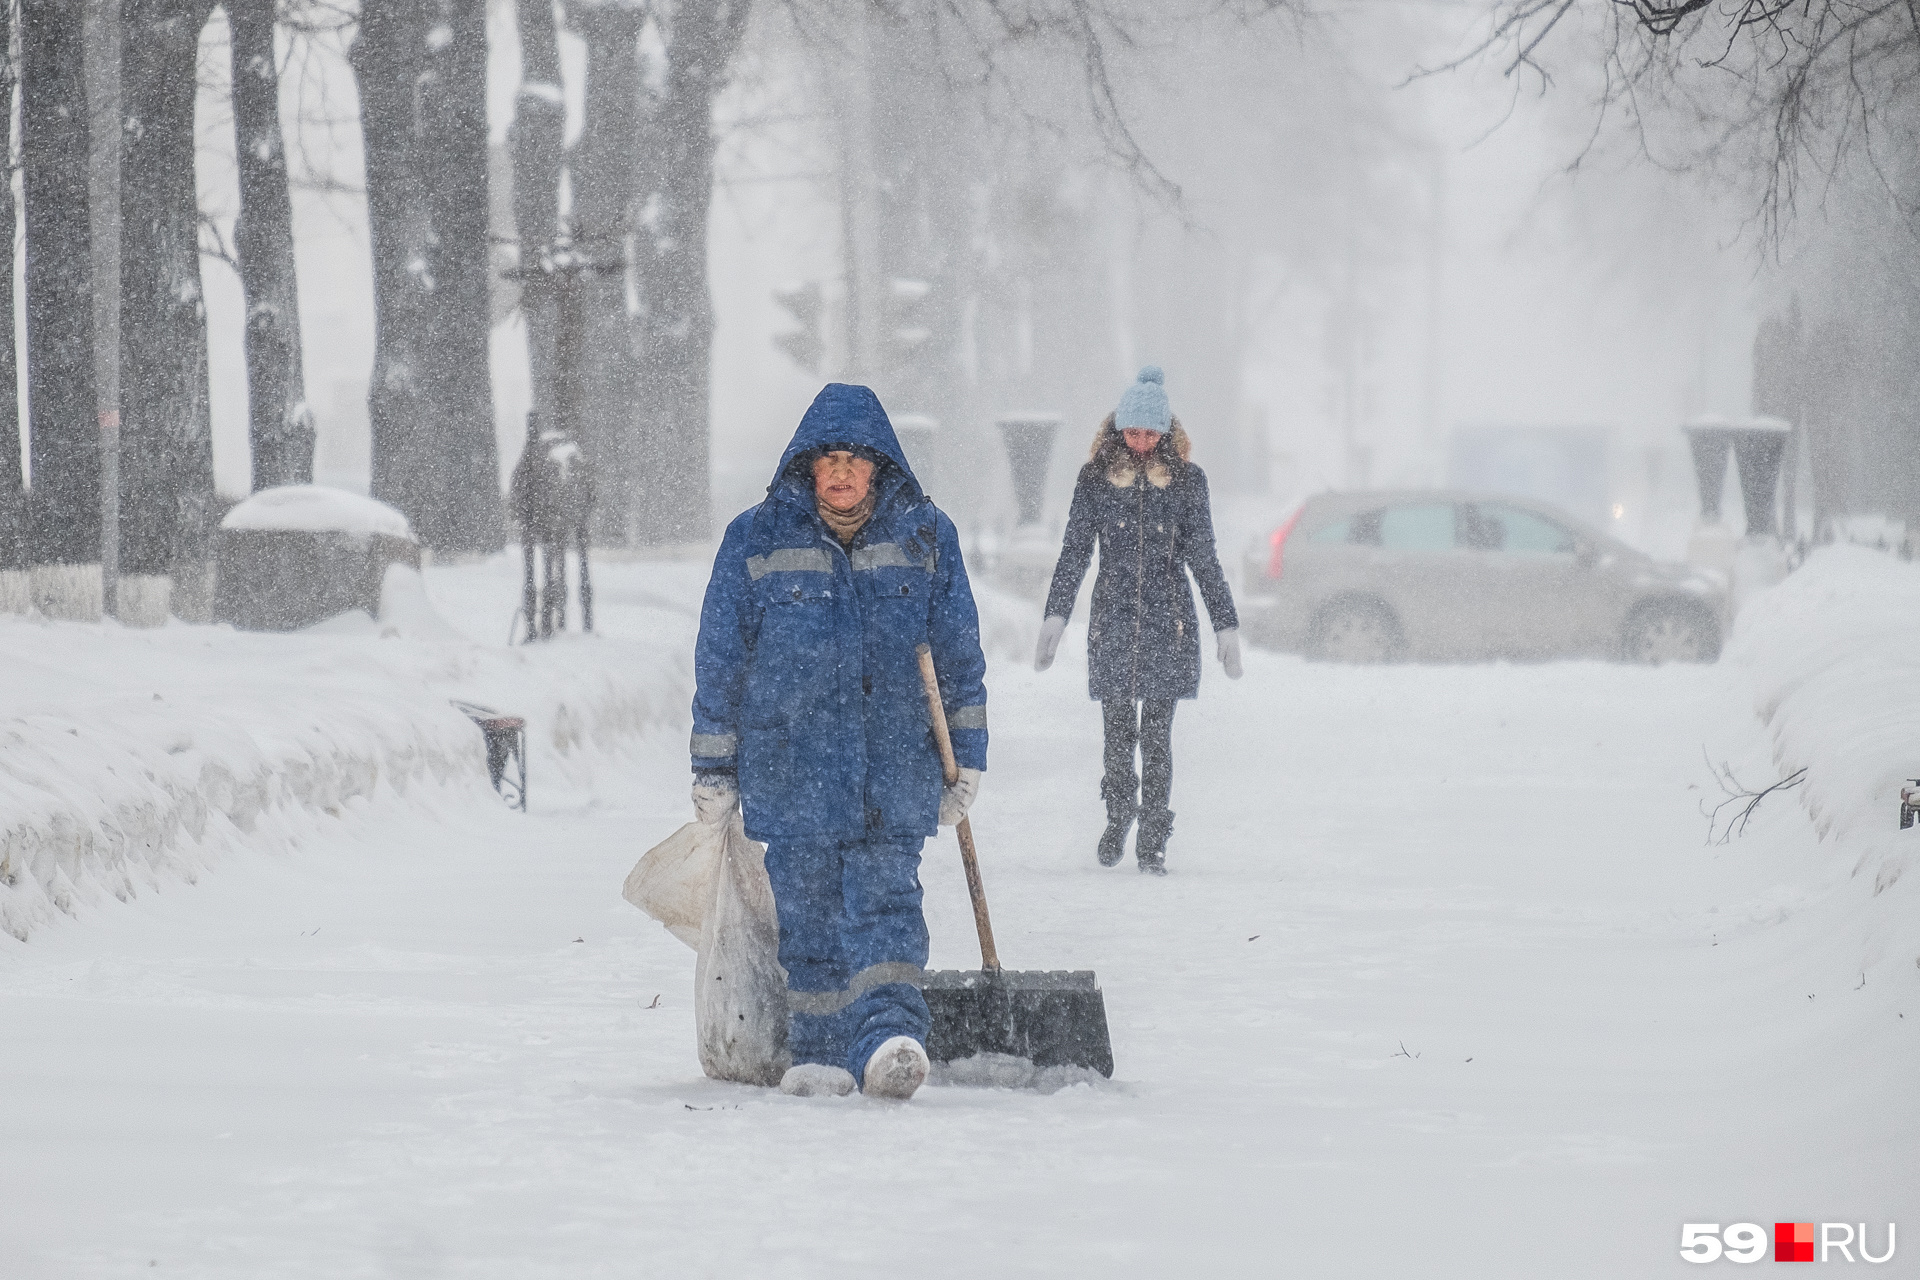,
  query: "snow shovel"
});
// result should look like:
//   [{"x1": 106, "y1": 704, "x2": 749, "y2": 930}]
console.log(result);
[{"x1": 914, "y1": 644, "x2": 1115, "y2": 1077}]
